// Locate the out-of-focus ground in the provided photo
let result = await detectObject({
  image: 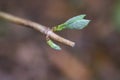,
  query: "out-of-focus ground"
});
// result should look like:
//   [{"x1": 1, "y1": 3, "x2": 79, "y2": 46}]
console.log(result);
[{"x1": 0, "y1": 0, "x2": 120, "y2": 80}]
